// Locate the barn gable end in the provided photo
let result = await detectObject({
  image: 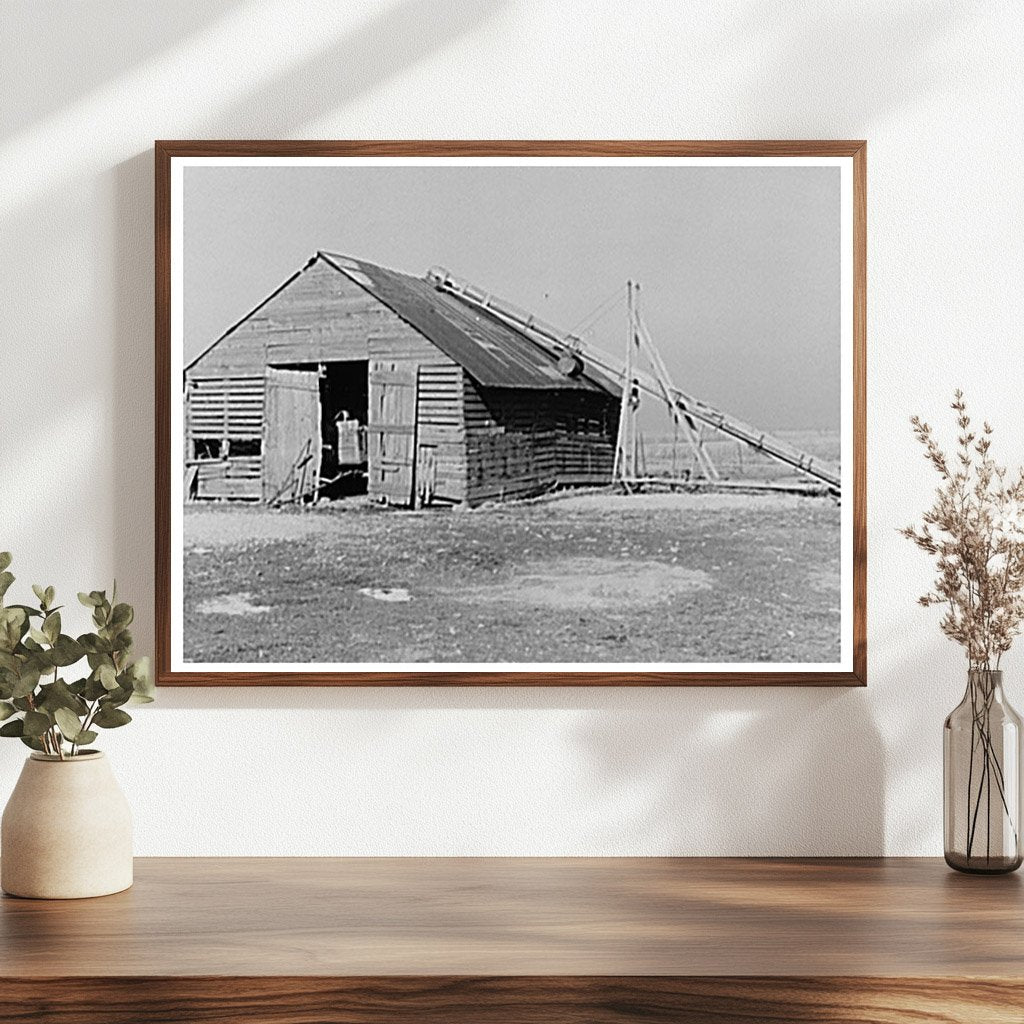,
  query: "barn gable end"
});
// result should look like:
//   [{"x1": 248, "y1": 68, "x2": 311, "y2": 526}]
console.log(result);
[{"x1": 187, "y1": 258, "x2": 452, "y2": 377}]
